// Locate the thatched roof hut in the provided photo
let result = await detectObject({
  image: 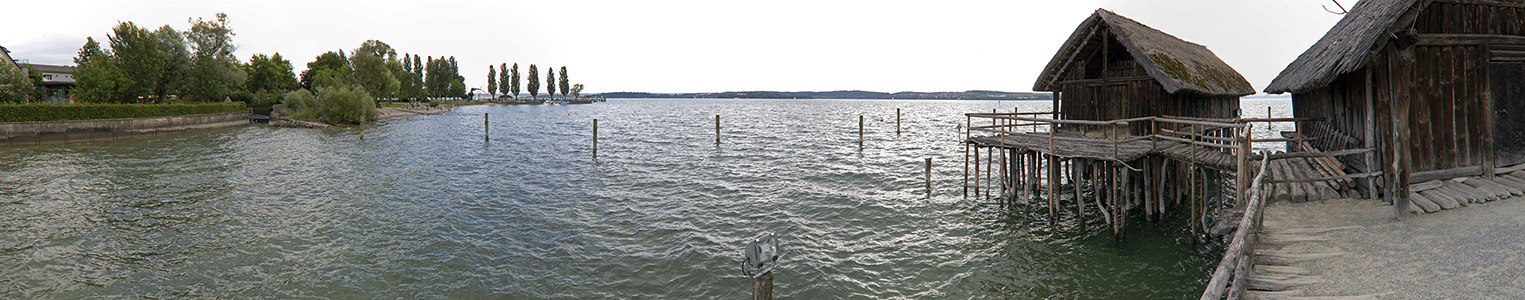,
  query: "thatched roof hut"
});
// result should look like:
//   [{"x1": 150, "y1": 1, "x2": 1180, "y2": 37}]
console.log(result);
[
  {"x1": 1035, "y1": 9, "x2": 1252, "y2": 130},
  {"x1": 1266, "y1": 0, "x2": 1525, "y2": 184}
]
